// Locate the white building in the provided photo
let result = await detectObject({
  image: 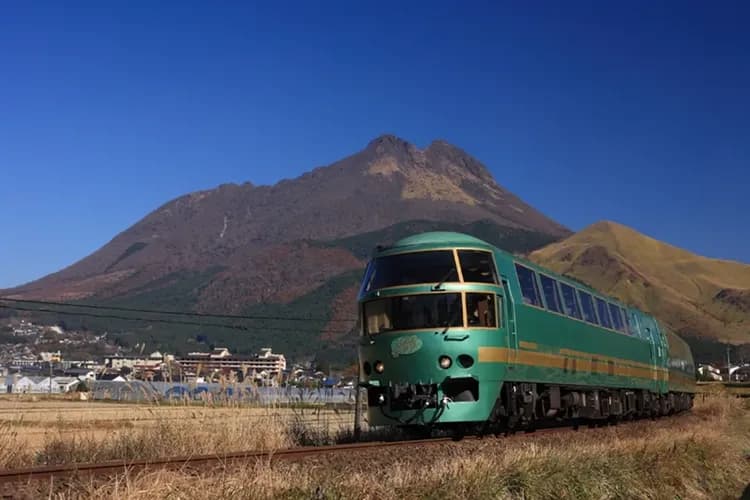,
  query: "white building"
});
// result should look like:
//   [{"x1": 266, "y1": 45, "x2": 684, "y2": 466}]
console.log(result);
[
  {"x1": 10, "y1": 357, "x2": 39, "y2": 368},
  {"x1": 105, "y1": 352, "x2": 165, "y2": 371},
  {"x1": 34, "y1": 377, "x2": 80, "y2": 393},
  {"x1": 177, "y1": 347, "x2": 287, "y2": 377},
  {"x1": 13, "y1": 376, "x2": 46, "y2": 393},
  {"x1": 39, "y1": 351, "x2": 62, "y2": 363}
]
